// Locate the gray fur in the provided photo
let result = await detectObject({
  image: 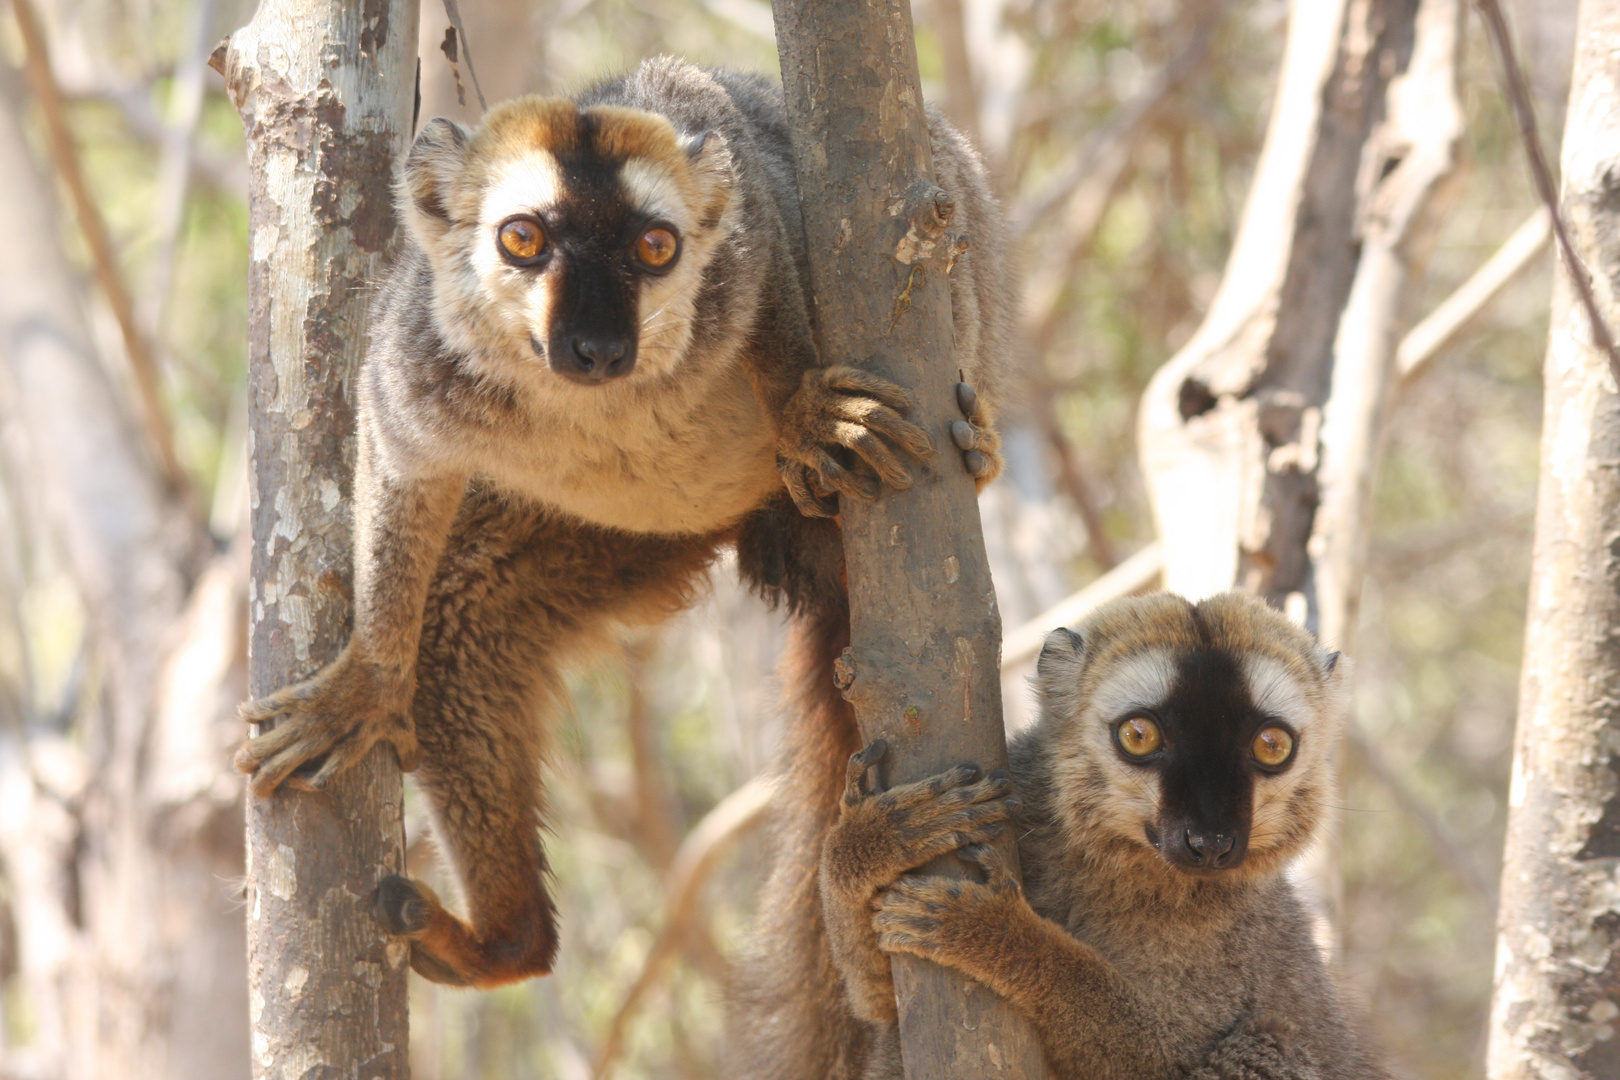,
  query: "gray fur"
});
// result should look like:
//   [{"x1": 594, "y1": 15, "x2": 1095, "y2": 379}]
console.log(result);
[
  {"x1": 729, "y1": 592, "x2": 1387, "y2": 1079},
  {"x1": 237, "y1": 57, "x2": 1014, "y2": 988}
]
